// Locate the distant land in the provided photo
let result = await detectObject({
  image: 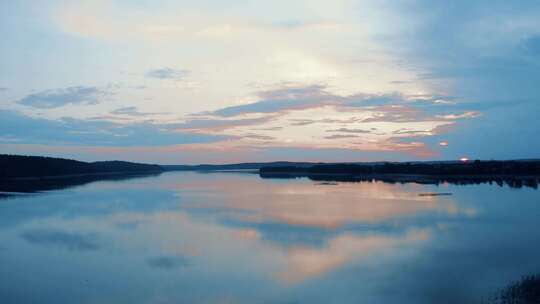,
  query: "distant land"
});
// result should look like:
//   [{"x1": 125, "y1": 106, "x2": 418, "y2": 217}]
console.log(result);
[
  {"x1": 162, "y1": 162, "x2": 317, "y2": 171},
  {"x1": 0, "y1": 154, "x2": 163, "y2": 180},
  {"x1": 3, "y1": 154, "x2": 540, "y2": 184},
  {"x1": 258, "y1": 160, "x2": 540, "y2": 189},
  {"x1": 165, "y1": 159, "x2": 540, "y2": 175},
  {"x1": 259, "y1": 160, "x2": 540, "y2": 176},
  {"x1": 162, "y1": 160, "x2": 470, "y2": 171}
]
